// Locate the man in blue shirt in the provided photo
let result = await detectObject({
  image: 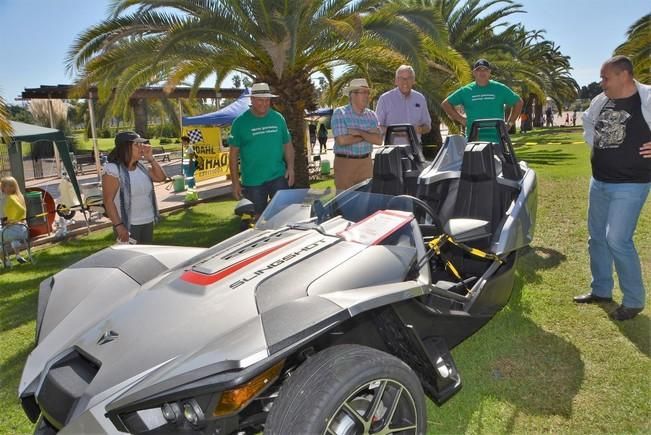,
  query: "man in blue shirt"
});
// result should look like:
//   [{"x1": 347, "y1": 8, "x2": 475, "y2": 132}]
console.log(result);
[{"x1": 331, "y1": 78, "x2": 383, "y2": 190}]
